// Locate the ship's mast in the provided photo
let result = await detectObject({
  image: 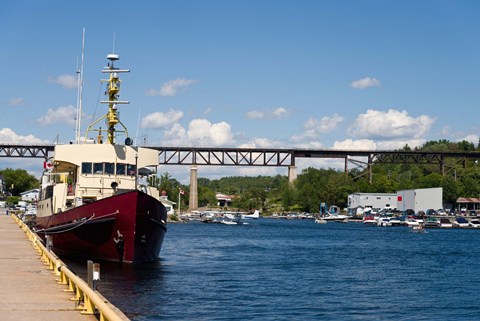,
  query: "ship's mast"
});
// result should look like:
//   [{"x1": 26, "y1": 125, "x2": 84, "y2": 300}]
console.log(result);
[
  {"x1": 75, "y1": 28, "x2": 85, "y2": 144},
  {"x1": 84, "y1": 53, "x2": 131, "y2": 145}
]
